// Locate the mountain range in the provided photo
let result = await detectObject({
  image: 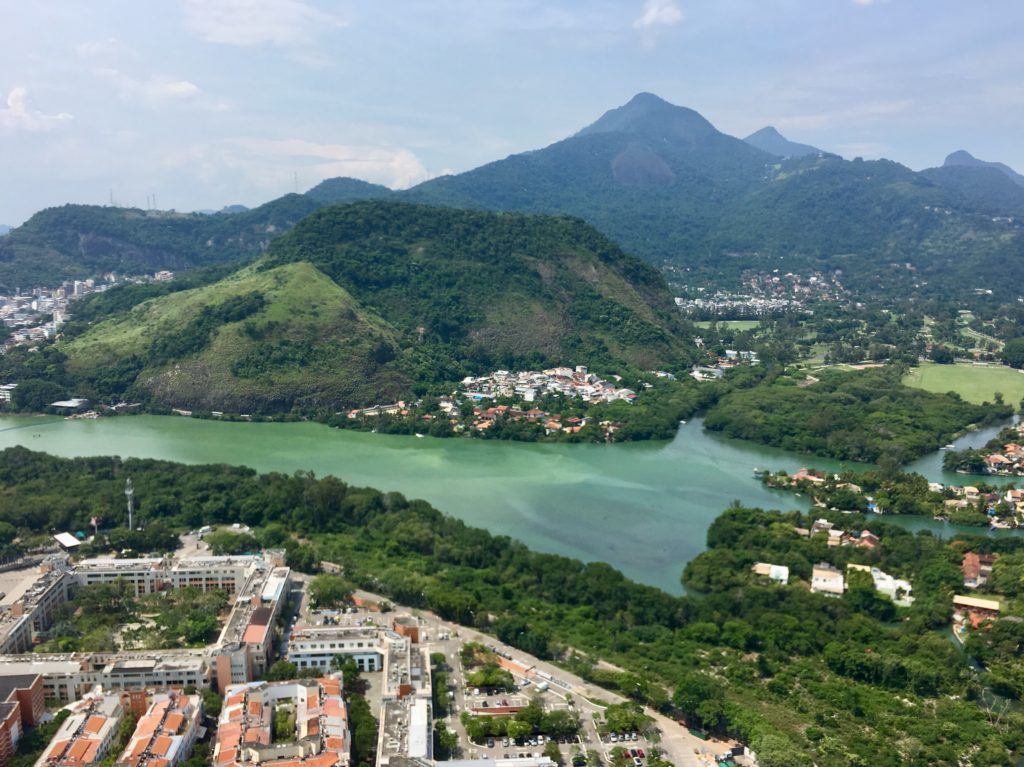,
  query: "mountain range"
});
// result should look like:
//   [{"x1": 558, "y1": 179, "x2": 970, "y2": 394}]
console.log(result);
[
  {"x1": 3, "y1": 92, "x2": 1024, "y2": 302},
  {"x1": 943, "y1": 149, "x2": 1024, "y2": 187},
  {"x1": 743, "y1": 126, "x2": 824, "y2": 158}
]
